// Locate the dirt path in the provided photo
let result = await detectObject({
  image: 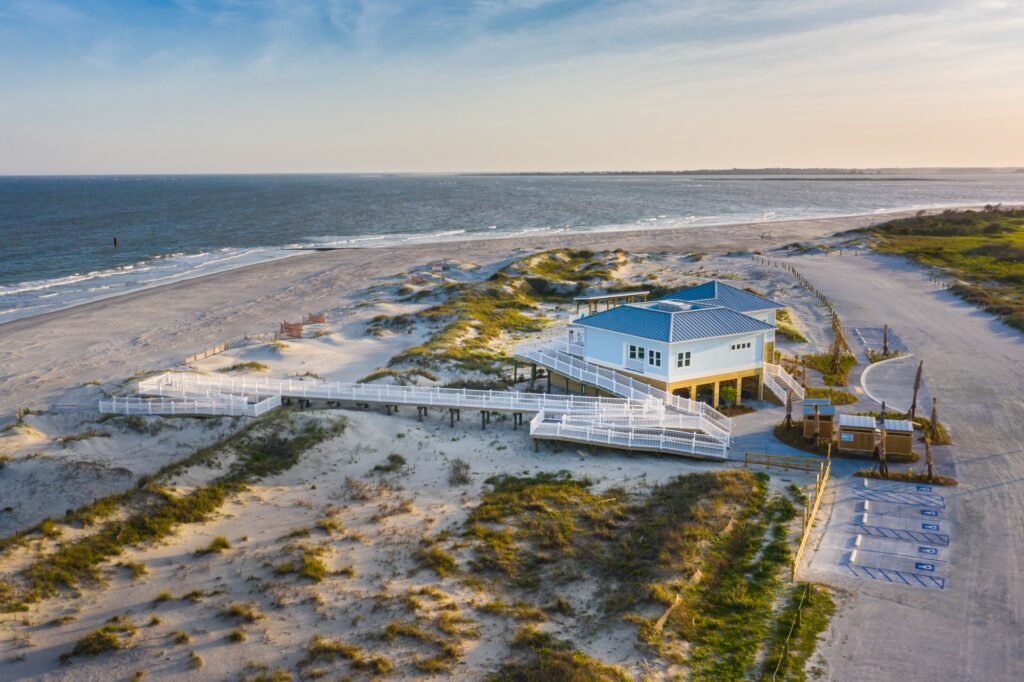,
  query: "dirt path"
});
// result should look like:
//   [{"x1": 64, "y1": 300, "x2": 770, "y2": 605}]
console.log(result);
[{"x1": 796, "y1": 252, "x2": 1024, "y2": 681}]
